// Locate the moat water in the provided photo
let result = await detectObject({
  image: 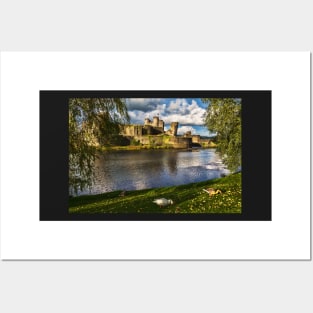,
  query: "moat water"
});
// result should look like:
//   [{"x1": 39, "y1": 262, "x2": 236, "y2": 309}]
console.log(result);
[{"x1": 78, "y1": 148, "x2": 229, "y2": 196}]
